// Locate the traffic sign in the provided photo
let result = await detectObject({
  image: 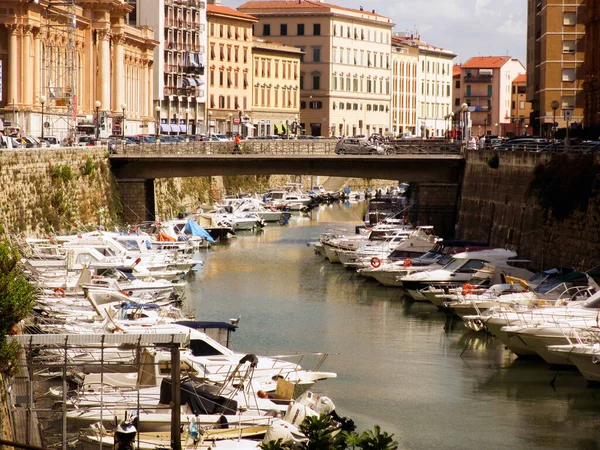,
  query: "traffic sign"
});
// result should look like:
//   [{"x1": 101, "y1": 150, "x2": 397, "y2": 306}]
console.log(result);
[{"x1": 564, "y1": 110, "x2": 572, "y2": 121}]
